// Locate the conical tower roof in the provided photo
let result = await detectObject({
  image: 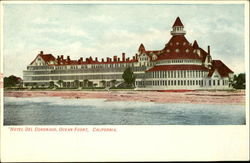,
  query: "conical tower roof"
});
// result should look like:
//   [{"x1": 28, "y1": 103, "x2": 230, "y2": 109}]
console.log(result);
[
  {"x1": 138, "y1": 43, "x2": 146, "y2": 52},
  {"x1": 172, "y1": 17, "x2": 184, "y2": 27},
  {"x1": 193, "y1": 40, "x2": 199, "y2": 49}
]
